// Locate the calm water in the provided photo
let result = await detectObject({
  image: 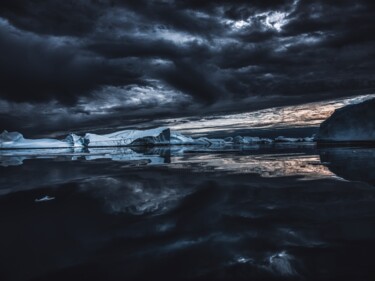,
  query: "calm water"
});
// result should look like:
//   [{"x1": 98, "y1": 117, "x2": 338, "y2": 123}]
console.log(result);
[{"x1": 1, "y1": 144, "x2": 375, "y2": 280}]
